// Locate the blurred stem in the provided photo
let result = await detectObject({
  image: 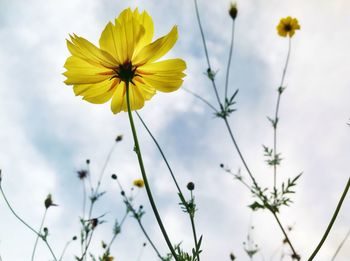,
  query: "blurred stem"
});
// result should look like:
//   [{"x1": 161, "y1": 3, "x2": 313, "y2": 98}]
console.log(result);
[
  {"x1": 115, "y1": 178, "x2": 164, "y2": 260},
  {"x1": 0, "y1": 184, "x2": 57, "y2": 260},
  {"x1": 273, "y1": 37, "x2": 291, "y2": 190},
  {"x1": 31, "y1": 209, "x2": 48, "y2": 261},
  {"x1": 309, "y1": 177, "x2": 350, "y2": 261},
  {"x1": 189, "y1": 191, "x2": 200, "y2": 261},
  {"x1": 271, "y1": 211, "x2": 299, "y2": 260},
  {"x1": 192, "y1": 1, "x2": 298, "y2": 257},
  {"x1": 331, "y1": 229, "x2": 350, "y2": 261},
  {"x1": 82, "y1": 179, "x2": 86, "y2": 218},
  {"x1": 88, "y1": 142, "x2": 117, "y2": 219},
  {"x1": 125, "y1": 81, "x2": 178, "y2": 261},
  {"x1": 105, "y1": 211, "x2": 129, "y2": 254},
  {"x1": 136, "y1": 111, "x2": 201, "y2": 261},
  {"x1": 58, "y1": 238, "x2": 74, "y2": 261},
  {"x1": 182, "y1": 87, "x2": 218, "y2": 113},
  {"x1": 80, "y1": 228, "x2": 95, "y2": 261},
  {"x1": 193, "y1": 0, "x2": 222, "y2": 106},
  {"x1": 224, "y1": 20, "x2": 236, "y2": 100}
]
